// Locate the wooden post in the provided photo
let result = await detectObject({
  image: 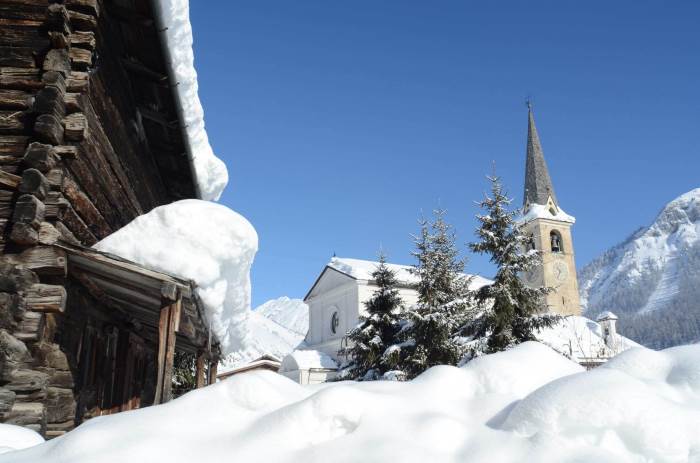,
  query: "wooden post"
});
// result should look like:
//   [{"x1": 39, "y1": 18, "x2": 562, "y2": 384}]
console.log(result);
[
  {"x1": 154, "y1": 286, "x2": 181, "y2": 404},
  {"x1": 207, "y1": 358, "x2": 218, "y2": 385},
  {"x1": 195, "y1": 352, "x2": 206, "y2": 389}
]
